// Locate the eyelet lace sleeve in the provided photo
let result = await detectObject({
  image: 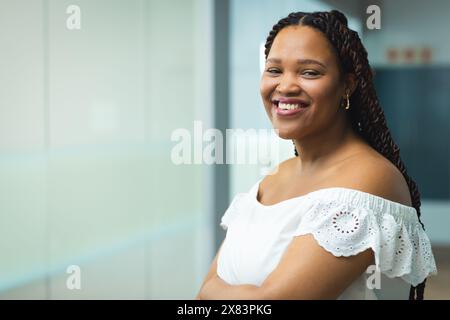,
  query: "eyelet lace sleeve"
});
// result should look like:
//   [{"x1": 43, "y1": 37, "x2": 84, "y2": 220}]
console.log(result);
[
  {"x1": 294, "y1": 196, "x2": 437, "y2": 287},
  {"x1": 220, "y1": 193, "x2": 246, "y2": 230}
]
